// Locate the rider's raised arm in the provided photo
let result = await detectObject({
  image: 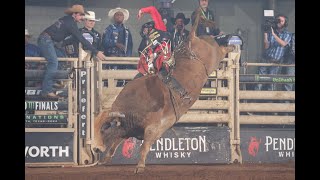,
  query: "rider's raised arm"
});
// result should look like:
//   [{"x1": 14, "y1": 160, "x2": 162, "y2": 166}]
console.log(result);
[{"x1": 139, "y1": 6, "x2": 166, "y2": 32}]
